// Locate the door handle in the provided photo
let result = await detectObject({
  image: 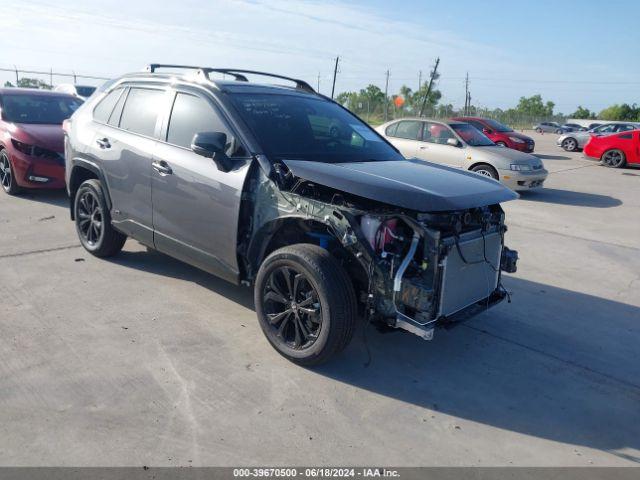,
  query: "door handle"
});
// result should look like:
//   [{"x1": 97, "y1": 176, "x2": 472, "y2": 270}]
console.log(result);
[
  {"x1": 96, "y1": 137, "x2": 111, "y2": 149},
  {"x1": 152, "y1": 160, "x2": 173, "y2": 175}
]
